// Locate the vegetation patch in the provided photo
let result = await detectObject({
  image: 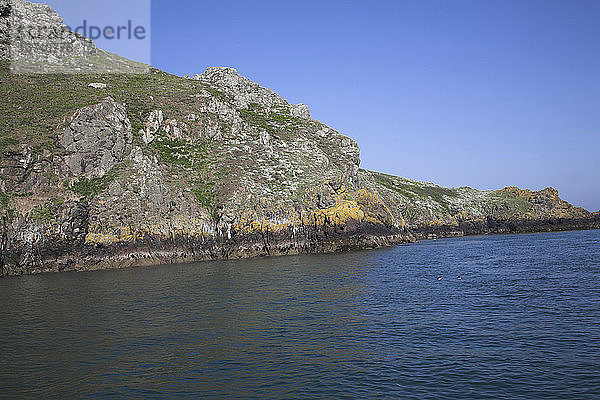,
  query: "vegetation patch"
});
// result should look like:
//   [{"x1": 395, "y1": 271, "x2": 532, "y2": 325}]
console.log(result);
[
  {"x1": 192, "y1": 186, "x2": 214, "y2": 209},
  {"x1": 488, "y1": 191, "x2": 531, "y2": 217},
  {"x1": 0, "y1": 192, "x2": 10, "y2": 209},
  {"x1": 0, "y1": 135, "x2": 18, "y2": 149},
  {"x1": 239, "y1": 102, "x2": 303, "y2": 137},
  {"x1": 151, "y1": 138, "x2": 209, "y2": 172},
  {"x1": 0, "y1": 70, "x2": 209, "y2": 157},
  {"x1": 204, "y1": 86, "x2": 234, "y2": 104},
  {"x1": 0, "y1": 191, "x2": 34, "y2": 211},
  {"x1": 71, "y1": 167, "x2": 122, "y2": 199},
  {"x1": 192, "y1": 184, "x2": 219, "y2": 220},
  {"x1": 372, "y1": 172, "x2": 458, "y2": 210},
  {"x1": 31, "y1": 201, "x2": 56, "y2": 221}
]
